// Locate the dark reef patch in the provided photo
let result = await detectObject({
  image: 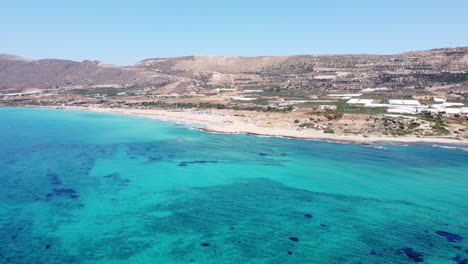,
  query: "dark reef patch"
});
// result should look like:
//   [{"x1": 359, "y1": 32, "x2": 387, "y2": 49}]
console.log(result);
[
  {"x1": 436, "y1": 231, "x2": 463, "y2": 242},
  {"x1": 289, "y1": 237, "x2": 299, "y2": 242},
  {"x1": 47, "y1": 173, "x2": 62, "y2": 185},
  {"x1": 137, "y1": 177, "x2": 467, "y2": 263},
  {"x1": 102, "y1": 173, "x2": 131, "y2": 187},
  {"x1": 178, "y1": 160, "x2": 219, "y2": 167},
  {"x1": 53, "y1": 188, "x2": 76, "y2": 194},
  {"x1": 453, "y1": 256, "x2": 468, "y2": 264},
  {"x1": 147, "y1": 156, "x2": 162, "y2": 162},
  {"x1": 46, "y1": 188, "x2": 80, "y2": 200},
  {"x1": 103, "y1": 173, "x2": 120, "y2": 178},
  {"x1": 401, "y1": 248, "x2": 424, "y2": 262}
]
